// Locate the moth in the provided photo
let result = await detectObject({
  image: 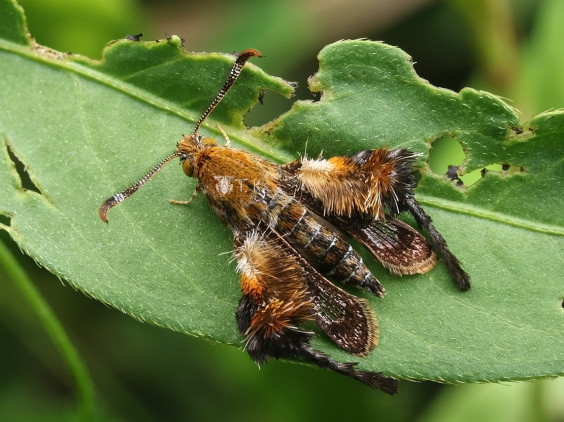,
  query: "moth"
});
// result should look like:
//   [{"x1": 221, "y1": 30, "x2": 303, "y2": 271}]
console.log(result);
[{"x1": 100, "y1": 49, "x2": 470, "y2": 394}]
